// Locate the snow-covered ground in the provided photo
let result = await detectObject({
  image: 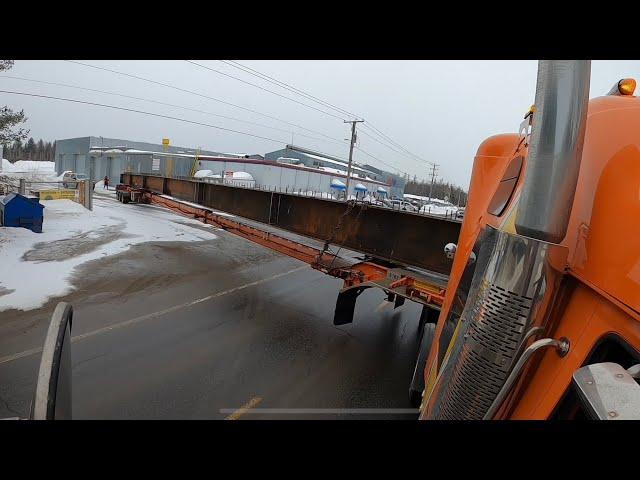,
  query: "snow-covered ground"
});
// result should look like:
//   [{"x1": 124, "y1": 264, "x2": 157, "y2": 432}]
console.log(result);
[
  {"x1": 419, "y1": 204, "x2": 459, "y2": 216},
  {"x1": 1, "y1": 159, "x2": 61, "y2": 184},
  {"x1": 0, "y1": 196, "x2": 218, "y2": 312},
  {"x1": 1, "y1": 159, "x2": 55, "y2": 174}
]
